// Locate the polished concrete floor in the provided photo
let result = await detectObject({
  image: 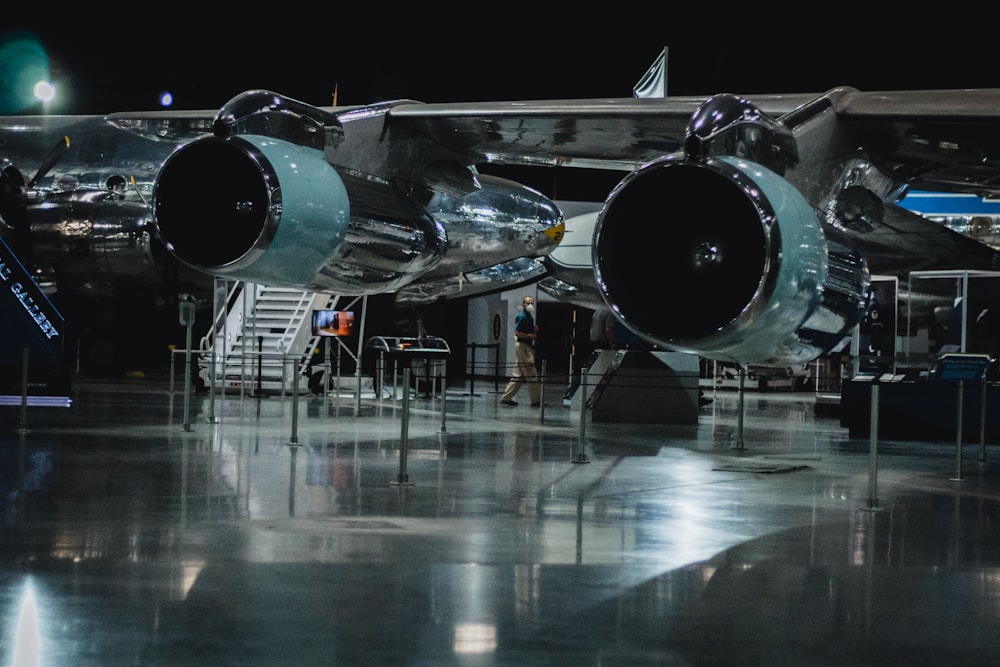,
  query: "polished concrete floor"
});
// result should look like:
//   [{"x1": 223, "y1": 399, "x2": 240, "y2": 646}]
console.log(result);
[{"x1": 2, "y1": 372, "x2": 1000, "y2": 666}]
